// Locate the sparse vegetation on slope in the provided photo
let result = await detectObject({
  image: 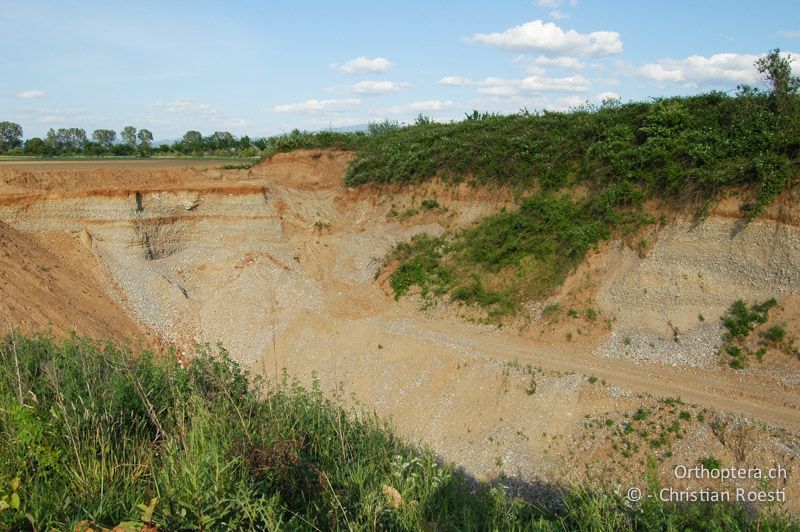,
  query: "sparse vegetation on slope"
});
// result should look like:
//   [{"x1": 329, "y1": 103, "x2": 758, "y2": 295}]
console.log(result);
[
  {"x1": 1, "y1": 333, "x2": 794, "y2": 530},
  {"x1": 720, "y1": 298, "x2": 799, "y2": 368}
]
